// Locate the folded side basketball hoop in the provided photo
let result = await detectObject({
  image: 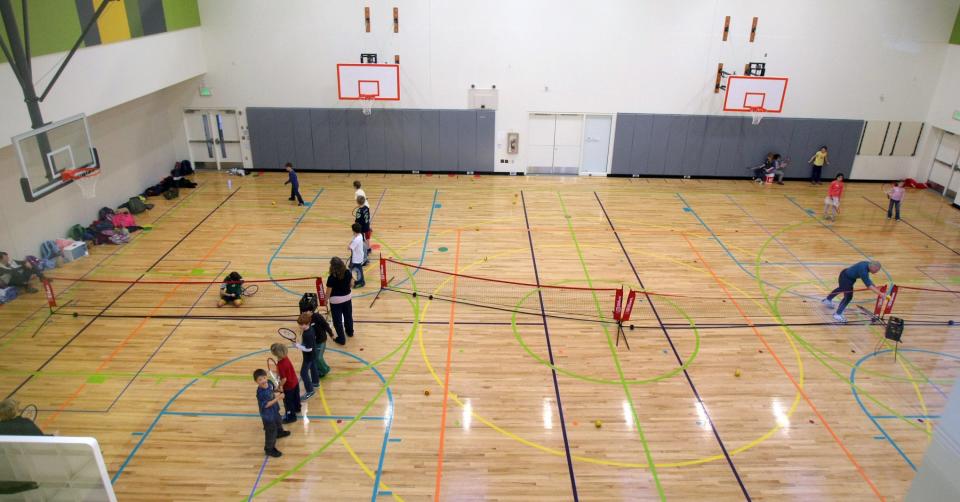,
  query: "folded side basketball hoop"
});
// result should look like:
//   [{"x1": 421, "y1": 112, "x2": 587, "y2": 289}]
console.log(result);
[{"x1": 61, "y1": 166, "x2": 101, "y2": 199}]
